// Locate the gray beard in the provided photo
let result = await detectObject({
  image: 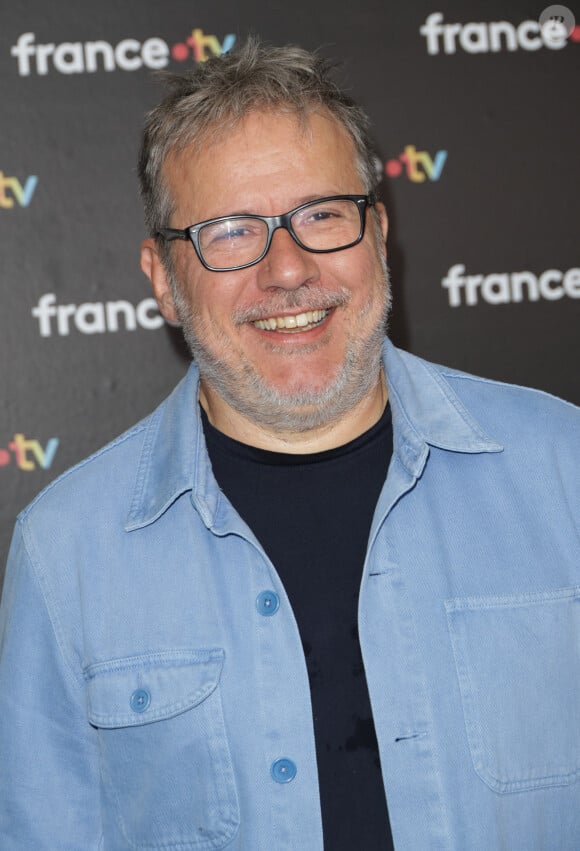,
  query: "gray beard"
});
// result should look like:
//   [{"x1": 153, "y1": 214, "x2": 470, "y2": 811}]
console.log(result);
[{"x1": 169, "y1": 261, "x2": 391, "y2": 435}]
